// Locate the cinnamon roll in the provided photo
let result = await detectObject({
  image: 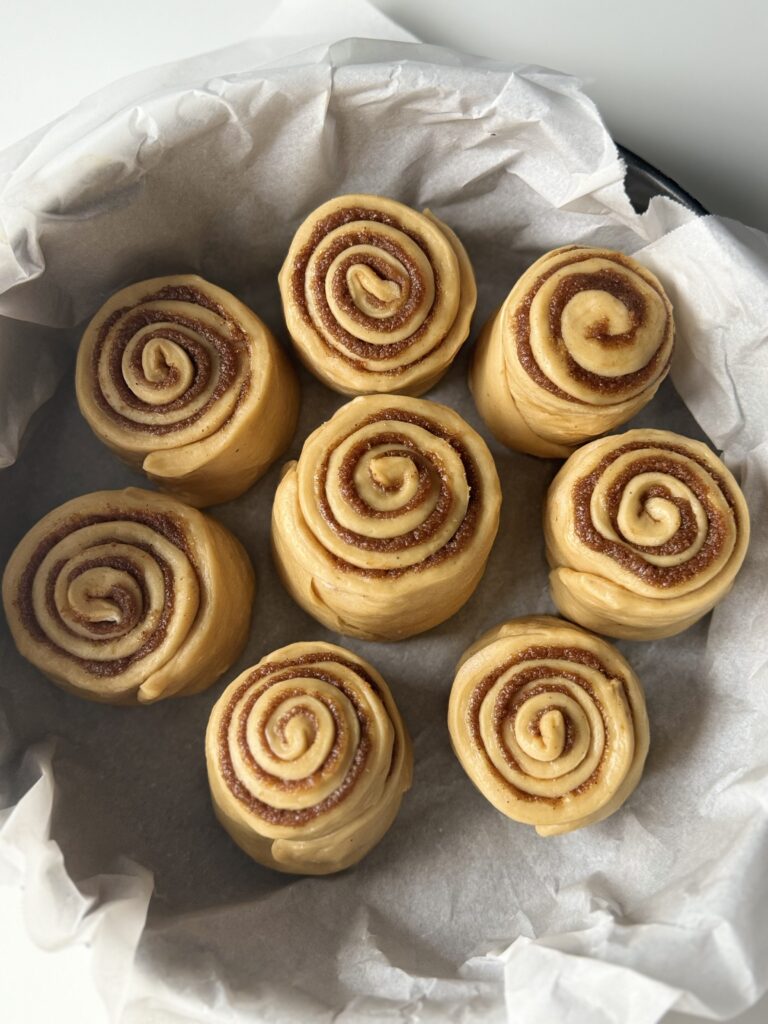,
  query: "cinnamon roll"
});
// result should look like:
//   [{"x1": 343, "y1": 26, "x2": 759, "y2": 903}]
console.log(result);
[
  {"x1": 206, "y1": 641, "x2": 412, "y2": 874},
  {"x1": 271, "y1": 395, "x2": 501, "y2": 640},
  {"x1": 76, "y1": 275, "x2": 299, "y2": 507},
  {"x1": 470, "y1": 246, "x2": 674, "y2": 457},
  {"x1": 448, "y1": 615, "x2": 649, "y2": 835},
  {"x1": 2, "y1": 488, "x2": 255, "y2": 703},
  {"x1": 278, "y1": 195, "x2": 476, "y2": 396},
  {"x1": 545, "y1": 429, "x2": 750, "y2": 639}
]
